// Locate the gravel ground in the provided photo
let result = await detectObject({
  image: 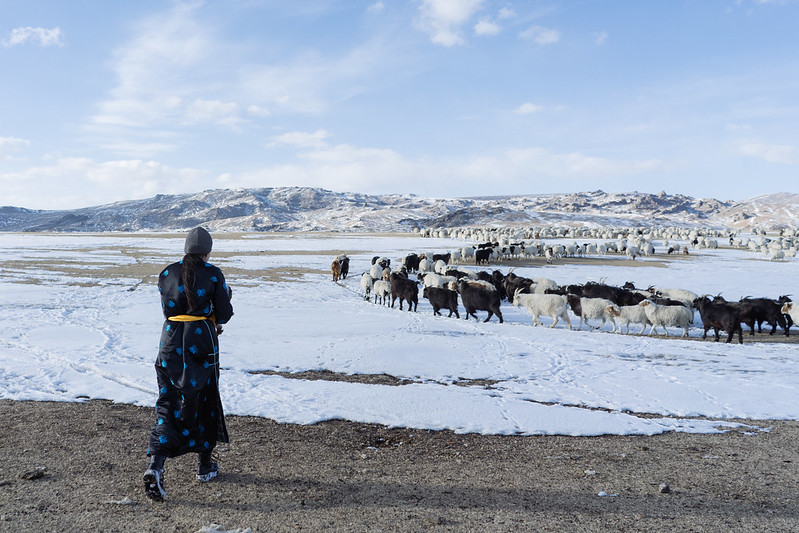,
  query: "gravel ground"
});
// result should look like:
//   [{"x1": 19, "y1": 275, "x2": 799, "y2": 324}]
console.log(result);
[{"x1": 1, "y1": 400, "x2": 798, "y2": 532}]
